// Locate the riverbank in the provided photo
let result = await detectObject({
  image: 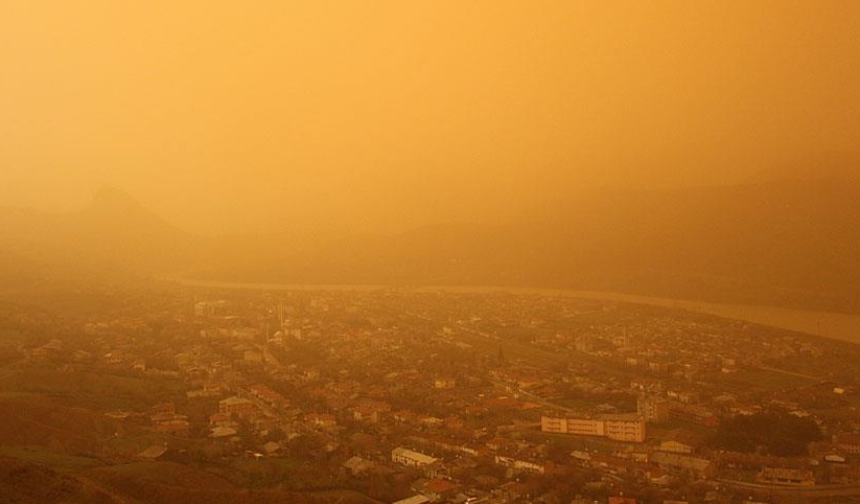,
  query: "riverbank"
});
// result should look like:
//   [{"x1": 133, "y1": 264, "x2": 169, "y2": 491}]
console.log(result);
[{"x1": 163, "y1": 277, "x2": 860, "y2": 345}]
